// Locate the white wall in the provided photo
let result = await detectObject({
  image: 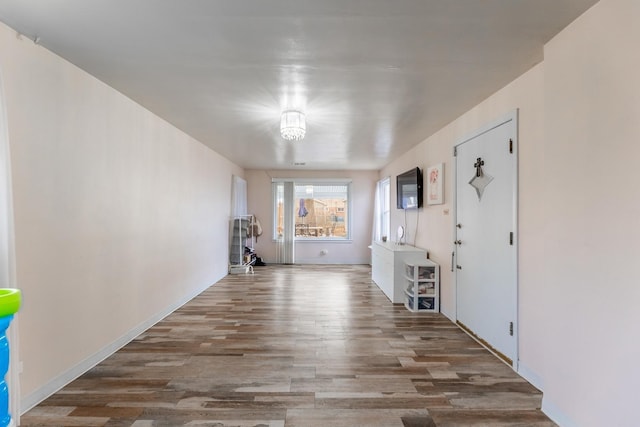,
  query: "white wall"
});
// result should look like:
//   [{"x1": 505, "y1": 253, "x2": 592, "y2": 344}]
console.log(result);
[
  {"x1": 2, "y1": 0, "x2": 638, "y2": 423},
  {"x1": 380, "y1": 0, "x2": 639, "y2": 425},
  {"x1": 541, "y1": 0, "x2": 640, "y2": 425},
  {"x1": 245, "y1": 169, "x2": 377, "y2": 264},
  {"x1": 0, "y1": 23, "x2": 243, "y2": 410}
]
